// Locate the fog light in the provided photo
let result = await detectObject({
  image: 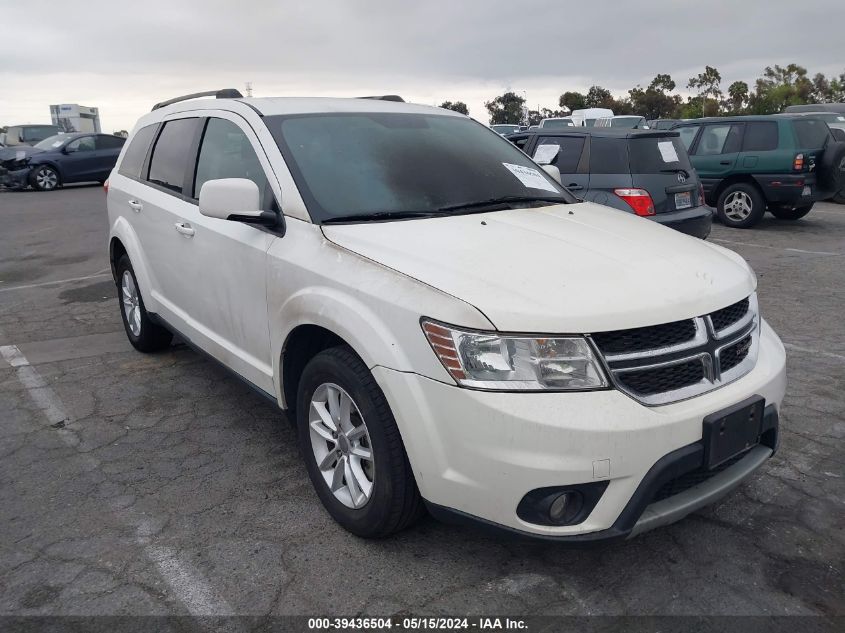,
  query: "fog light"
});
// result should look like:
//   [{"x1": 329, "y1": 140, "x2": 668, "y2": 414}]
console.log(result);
[{"x1": 549, "y1": 493, "x2": 573, "y2": 522}]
